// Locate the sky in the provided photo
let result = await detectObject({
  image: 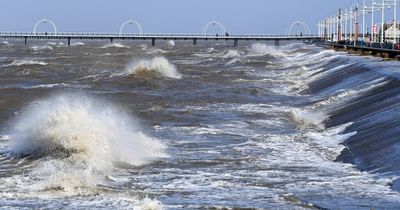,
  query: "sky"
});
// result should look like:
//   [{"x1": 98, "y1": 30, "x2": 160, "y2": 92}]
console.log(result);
[{"x1": 0, "y1": 0, "x2": 366, "y2": 34}]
